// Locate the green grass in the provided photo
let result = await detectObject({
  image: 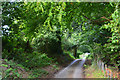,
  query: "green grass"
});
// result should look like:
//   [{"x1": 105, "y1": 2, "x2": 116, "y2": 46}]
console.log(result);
[
  {"x1": 85, "y1": 64, "x2": 105, "y2": 78},
  {"x1": 91, "y1": 64, "x2": 105, "y2": 78},
  {"x1": 92, "y1": 69, "x2": 104, "y2": 78}
]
